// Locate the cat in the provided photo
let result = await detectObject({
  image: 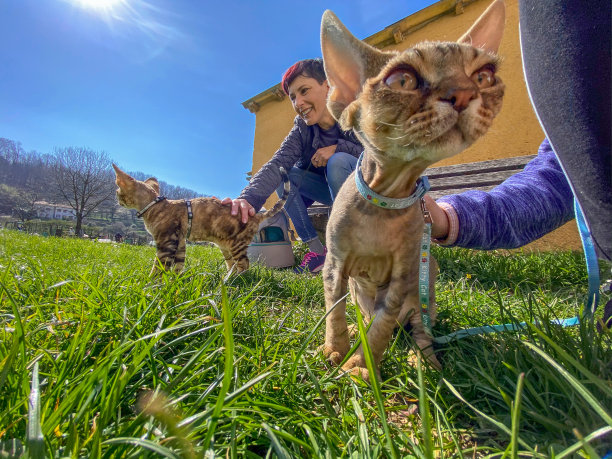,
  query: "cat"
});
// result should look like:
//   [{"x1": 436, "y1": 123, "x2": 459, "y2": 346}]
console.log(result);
[
  {"x1": 112, "y1": 164, "x2": 289, "y2": 276},
  {"x1": 319, "y1": 0, "x2": 506, "y2": 381}
]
